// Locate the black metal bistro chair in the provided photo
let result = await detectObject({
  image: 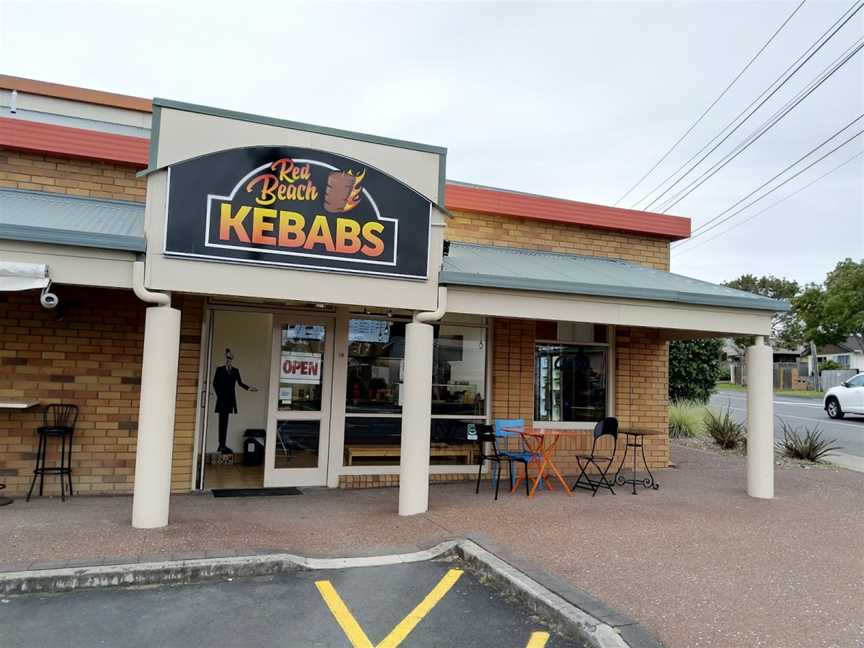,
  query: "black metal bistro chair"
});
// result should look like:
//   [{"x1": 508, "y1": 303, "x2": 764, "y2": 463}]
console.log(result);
[
  {"x1": 474, "y1": 424, "x2": 530, "y2": 500},
  {"x1": 26, "y1": 404, "x2": 79, "y2": 502},
  {"x1": 571, "y1": 417, "x2": 619, "y2": 497}
]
